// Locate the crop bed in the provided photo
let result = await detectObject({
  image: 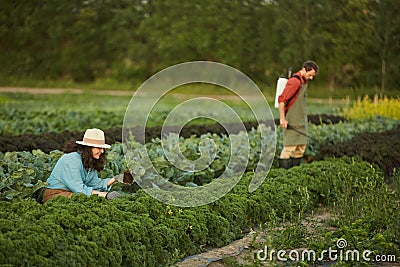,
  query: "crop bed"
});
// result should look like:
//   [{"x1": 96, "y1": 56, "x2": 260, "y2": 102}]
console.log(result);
[
  {"x1": 1, "y1": 158, "x2": 398, "y2": 266},
  {"x1": 316, "y1": 124, "x2": 400, "y2": 177},
  {"x1": 1, "y1": 116, "x2": 399, "y2": 201},
  {"x1": 1, "y1": 113, "x2": 399, "y2": 266},
  {"x1": 0, "y1": 114, "x2": 344, "y2": 153}
]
